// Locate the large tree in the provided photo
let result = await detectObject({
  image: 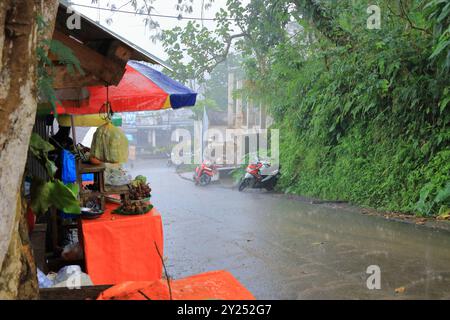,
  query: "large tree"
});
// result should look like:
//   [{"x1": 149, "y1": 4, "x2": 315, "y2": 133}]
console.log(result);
[{"x1": 0, "y1": 0, "x2": 59, "y2": 299}]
